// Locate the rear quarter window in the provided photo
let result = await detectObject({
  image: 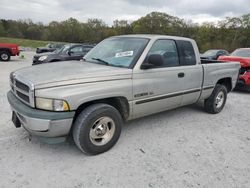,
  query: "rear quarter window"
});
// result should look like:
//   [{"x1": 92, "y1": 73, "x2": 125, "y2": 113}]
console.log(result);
[{"x1": 176, "y1": 40, "x2": 196, "y2": 66}]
